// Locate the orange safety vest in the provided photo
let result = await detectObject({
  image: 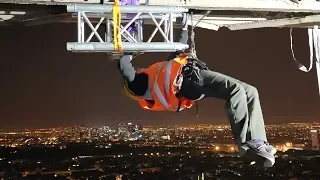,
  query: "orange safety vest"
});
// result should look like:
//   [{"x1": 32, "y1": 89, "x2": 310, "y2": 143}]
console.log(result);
[{"x1": 136, "y1": 54, "x2": 195, "y2": 111}]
